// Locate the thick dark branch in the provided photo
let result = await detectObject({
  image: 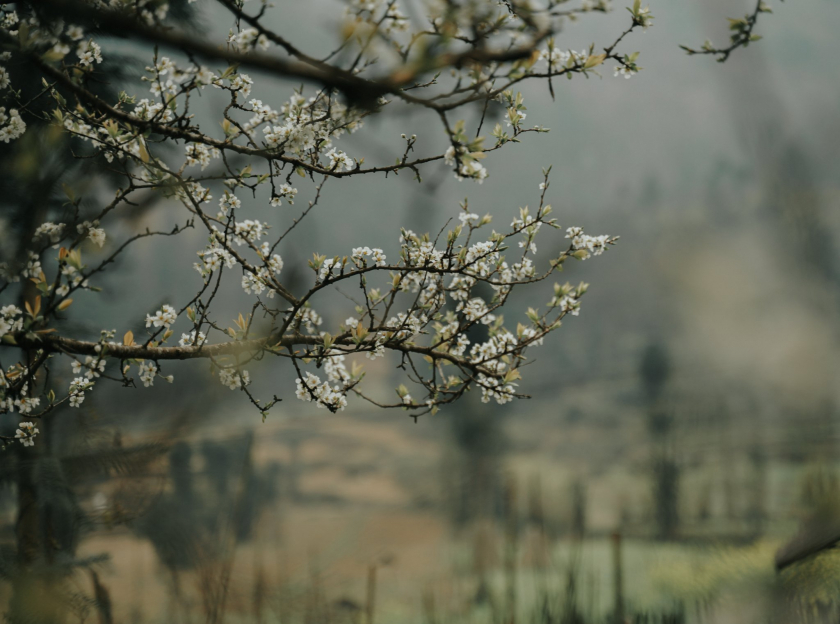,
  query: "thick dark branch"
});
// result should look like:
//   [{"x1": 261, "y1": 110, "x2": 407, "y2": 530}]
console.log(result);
[
  {"x1": 7, "y1": 331, "x2": 492, "y2": 375},
  {"x1": 30, "y1": 0, "x2": 391, "y2": 107},
  {"x1": 27, "y1": 0, "x2": 561, "y2": 111}
]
